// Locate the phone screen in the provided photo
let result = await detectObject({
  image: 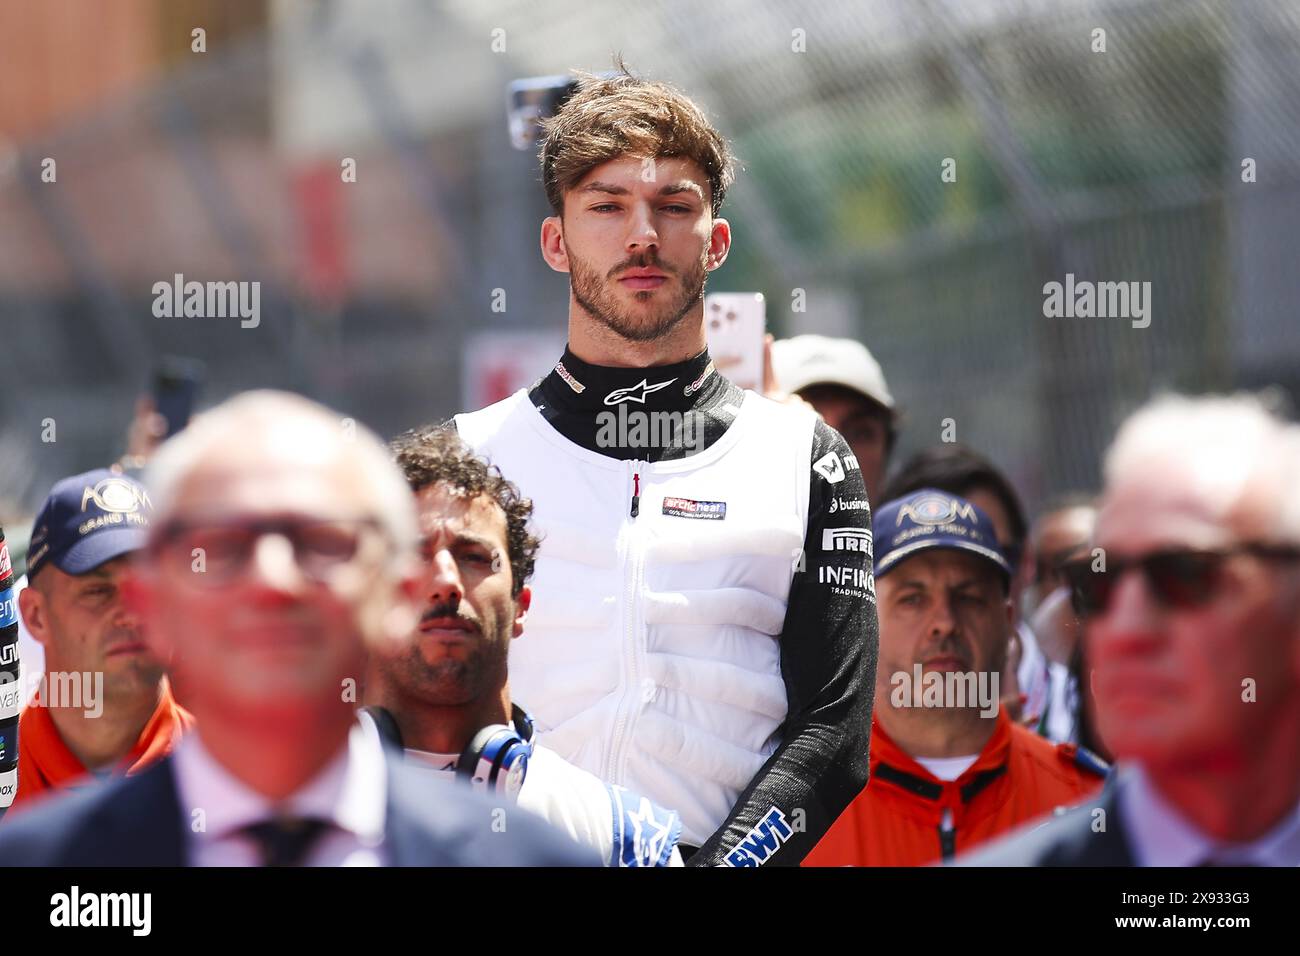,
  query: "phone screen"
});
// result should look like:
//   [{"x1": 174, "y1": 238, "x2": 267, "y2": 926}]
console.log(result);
[
  {"x1": 704, "y1": 293, "x2": 766, "y2": 391},
  {"x1": 153, "y1": 358, "x2": 205, "y2": 439}
]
